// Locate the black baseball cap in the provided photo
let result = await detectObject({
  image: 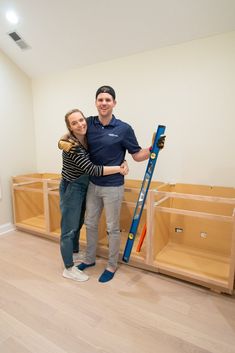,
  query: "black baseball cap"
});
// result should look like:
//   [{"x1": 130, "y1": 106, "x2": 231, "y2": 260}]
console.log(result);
[{"x1": 95, "y1": 85, "x2": 116, "y2": 100}]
